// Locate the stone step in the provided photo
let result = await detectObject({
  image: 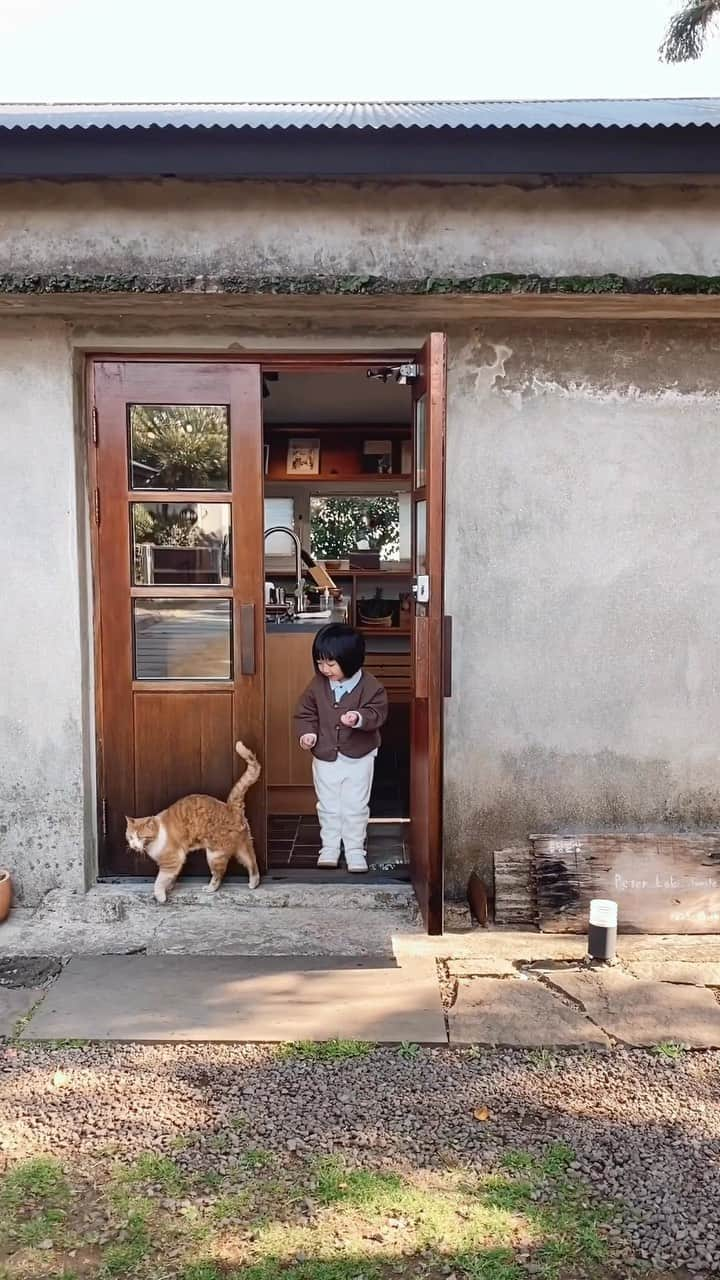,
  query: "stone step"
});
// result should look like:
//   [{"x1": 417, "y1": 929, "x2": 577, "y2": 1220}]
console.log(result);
[{"x1": 44, "y1": 880, "x2": 417, "y2": 919}]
